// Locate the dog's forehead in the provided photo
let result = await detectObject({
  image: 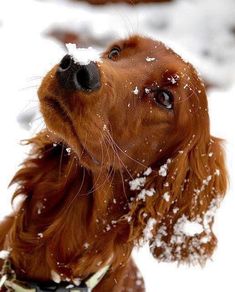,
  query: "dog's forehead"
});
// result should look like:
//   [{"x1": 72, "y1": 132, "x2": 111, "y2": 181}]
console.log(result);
[
  {"x1": 104, "y1": 35, "x2": 192, "y2": 81},
  {"x1": 107, "y1": 35, "x2": 186, "y2": 65},
  {"x1": 107, "y1": 35, "x2": 166, "y2": 53}
]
